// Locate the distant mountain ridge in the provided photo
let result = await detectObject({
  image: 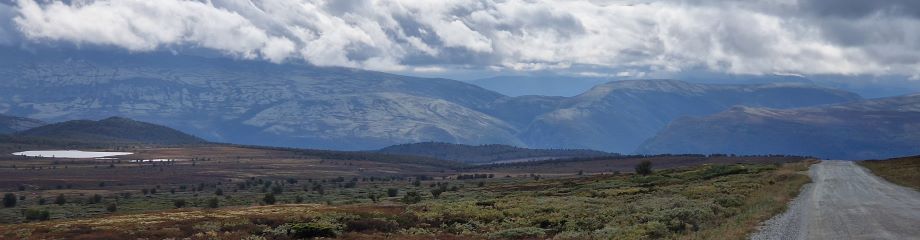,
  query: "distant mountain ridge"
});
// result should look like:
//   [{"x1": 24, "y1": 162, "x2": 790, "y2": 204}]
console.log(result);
[
  {"x1": 638, "y1": 94, "x2": 920, "y2": 159},
  {"x1": 378, "y1": 142, "x2": 614, "y2": 164},
  {"x1": 16, "y1": 117, "x2": 206, "y2": 145},
  {"x1": 0, "y1": 114, "x2": 44, "y2": 134},
  {"x1": 517, "y1": 80, "x2": 862, "y2": 152},
  {"x1": 0, "y1": 47, "x2": 865, "y2": 152}
]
